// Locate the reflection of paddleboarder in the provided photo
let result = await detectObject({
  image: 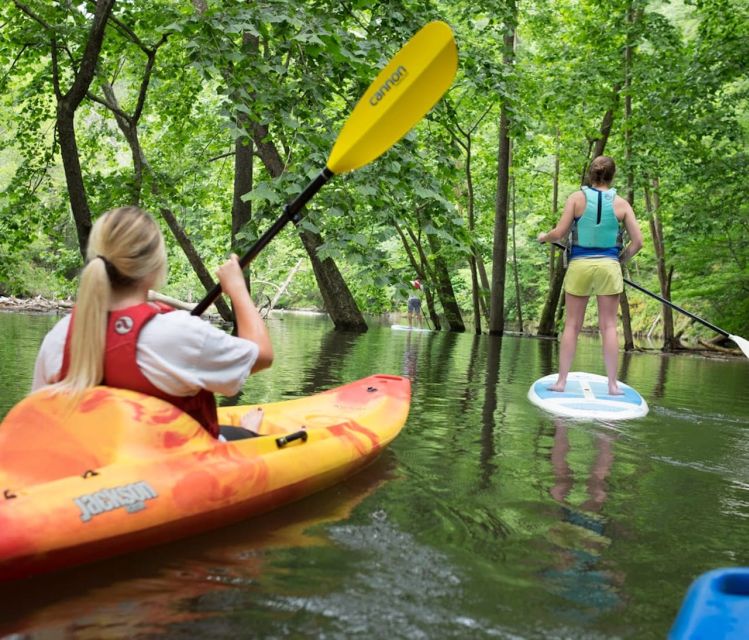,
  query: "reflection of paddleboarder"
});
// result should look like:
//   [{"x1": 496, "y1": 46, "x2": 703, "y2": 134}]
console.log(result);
[{"x1": 407, "y1": 279, "x2": 423, "y2": 328}]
